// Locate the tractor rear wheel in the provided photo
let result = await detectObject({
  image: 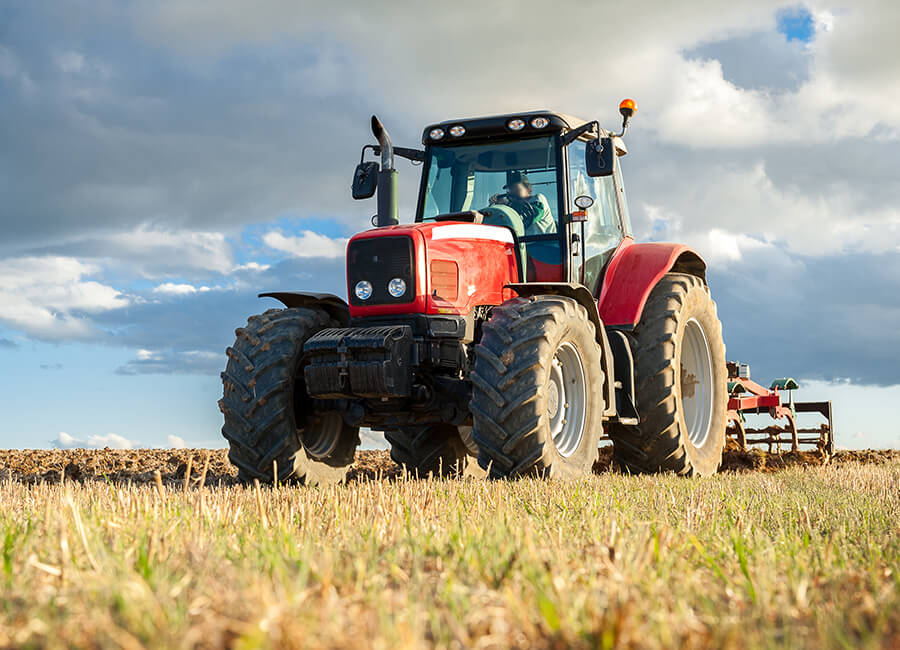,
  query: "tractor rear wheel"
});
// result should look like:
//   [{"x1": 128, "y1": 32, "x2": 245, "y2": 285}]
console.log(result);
[
  {"x1": 470, "y1": 296, "x2": 605, "y2": 478},
  {"x1": 608, "y1": 273, "x2": 726, "y2": 476},
  {"x1": 220, "y1": 307, "x2": 360, "y2": 485},
  {"x1": 385, "y1": 425, "x2": 484, "y2": 478}
]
